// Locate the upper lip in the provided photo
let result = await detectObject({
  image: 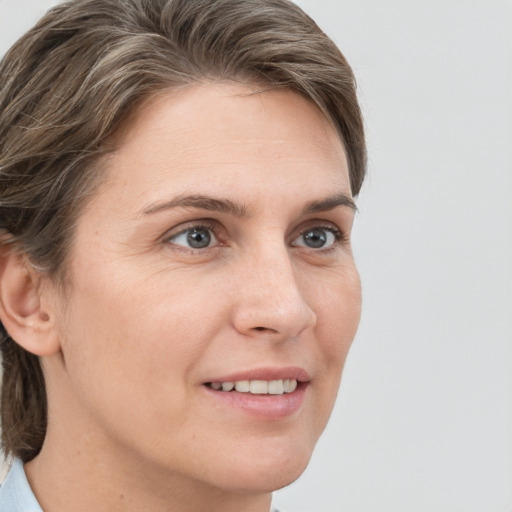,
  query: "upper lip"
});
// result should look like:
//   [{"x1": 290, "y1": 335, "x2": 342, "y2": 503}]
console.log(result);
[{"x1": 204, "y1": 366, "x2": 311, "y2": 384}]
